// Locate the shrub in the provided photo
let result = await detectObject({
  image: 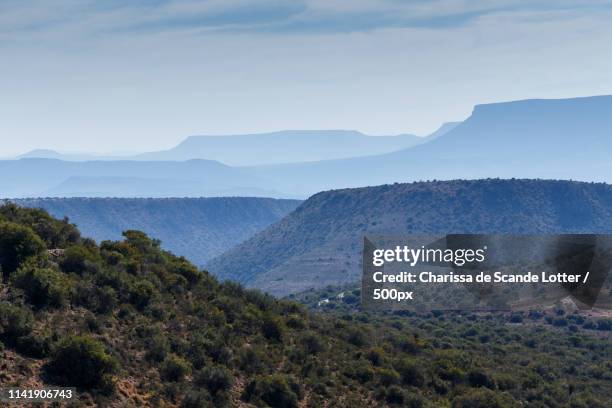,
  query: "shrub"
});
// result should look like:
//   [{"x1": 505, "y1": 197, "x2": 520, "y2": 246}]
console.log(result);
[
  {"x1": 509, "y1": 314, "x2": 523, "y2": 323},
  {"x1": 16, "y1": 333, "x2": 53, "y2": 358},
  {"x1": 181, "y1": 390, "x2": 213, "y2": 408},
  {"x1": 194, "y1": 365, "x2": 233, "y2": 395},
  {"x1": 45, "y1": 335, "x2": 117, "y2": 390},
  {"x1": 345, "y1": 360, "x2": 374, "y2": 383},
  {"x1": 596, "y1": 319, "x2": 612, "y2": 331},
  {"x1": 0, "y1": 303, "x2": 34, "y2": 344},
  {"x1": 243, "y1": 375, "x2": 300, "y2": 408},
  {"x1": 396, "y1": 358, "x2": 425, "y2": 387},
  {"x1": 452, "y1": 388, "x2": 518, "y2": 408},
  {"x1": 377, "y1": 368, "x2": 400, "y2": 386},
  {"x1": 345, "y1": 327, "x2": 369, "y2": 347},
  {"x1": 74, "y1": 283, "x2": 117, "y2": 314},
  {"x1": 130, "y1": 280, "x2": 157, "y2": 310},
  {"x1": 145, "y1": 335, "x2": 171, "y2": 363},
  {"x1": 172, "y1": 258, "x2": 201, "y2": 284},
  {"x1": 301, "y1": 331, "x2": 326, "y2": 354},
  {"x1": 59, "y1": 245, "x2": 97, "y2": 275},
  {"x1": 496, "y1": 374, "x2": 519, "y2": 391},
  {"x1": 385, "y1": 385, "x2": 406, "y2": 404},
  {"x1": 11, "y1": 266, "x2": 70, "y2": 308},
  {"x1": 262, "y1": 316, "x2": 285, "y2": 342},
  {"x1": 0, "y1": 221, "x2": 45, "y2": 280},
  {"x1": 468, "y1": 369, "x2": 496, "y2": 389},
  {"x1": 160, "y1": 355, "x2": 191, "y2": 382},
  {"x1": 237, "y1": 346, "x2": 270, "y2": 374}
]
